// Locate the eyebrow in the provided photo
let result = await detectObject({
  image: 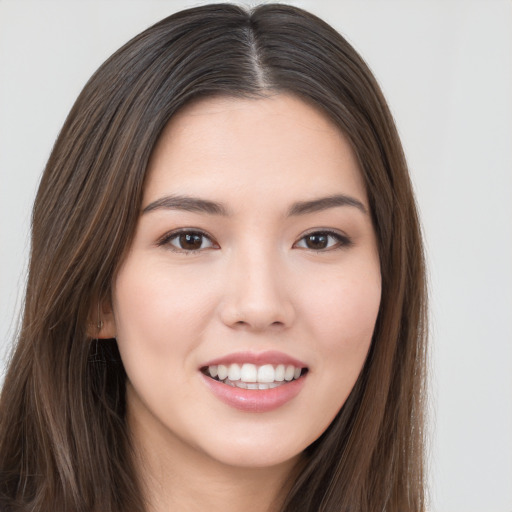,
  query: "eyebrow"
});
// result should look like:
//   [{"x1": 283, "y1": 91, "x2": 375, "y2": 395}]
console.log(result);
[
  {"x1": 142, "y1": 195, "x2": 230, "y2": 216},
  {"x1": 142, "y1": 193, "x2": 367, "y2": 216},
  {"x1": 287, "y1": 194, "x2": 367, "y2": 216}
]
